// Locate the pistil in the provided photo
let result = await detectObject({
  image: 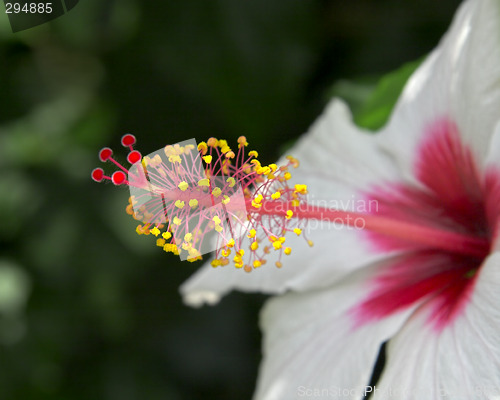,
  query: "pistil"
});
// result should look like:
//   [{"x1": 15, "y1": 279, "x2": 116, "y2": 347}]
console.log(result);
[{"x1": 253, "y1": 200, "x2": 490, "y2": 259}]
